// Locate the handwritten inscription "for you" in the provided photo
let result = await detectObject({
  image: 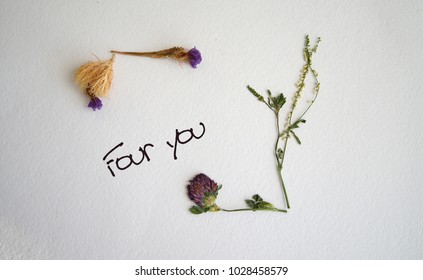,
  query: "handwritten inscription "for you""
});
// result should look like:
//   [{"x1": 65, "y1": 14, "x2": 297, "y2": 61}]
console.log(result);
[{"x1": 102, "y1": 122, "x2": 206, "y2": 177}]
